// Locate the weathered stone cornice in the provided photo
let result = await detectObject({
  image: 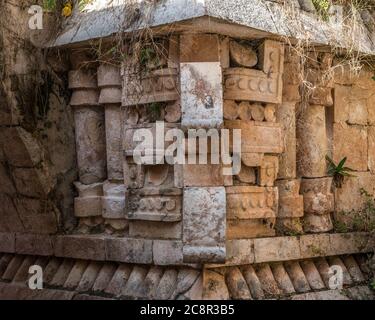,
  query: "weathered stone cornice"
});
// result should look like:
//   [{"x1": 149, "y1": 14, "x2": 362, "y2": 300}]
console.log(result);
[
  {"x1": 0, "y1": 232, "x2": 371, "y2": 266},
  {"x1": 49, "y1": 0, "x2": 375, "y2": 55}
]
